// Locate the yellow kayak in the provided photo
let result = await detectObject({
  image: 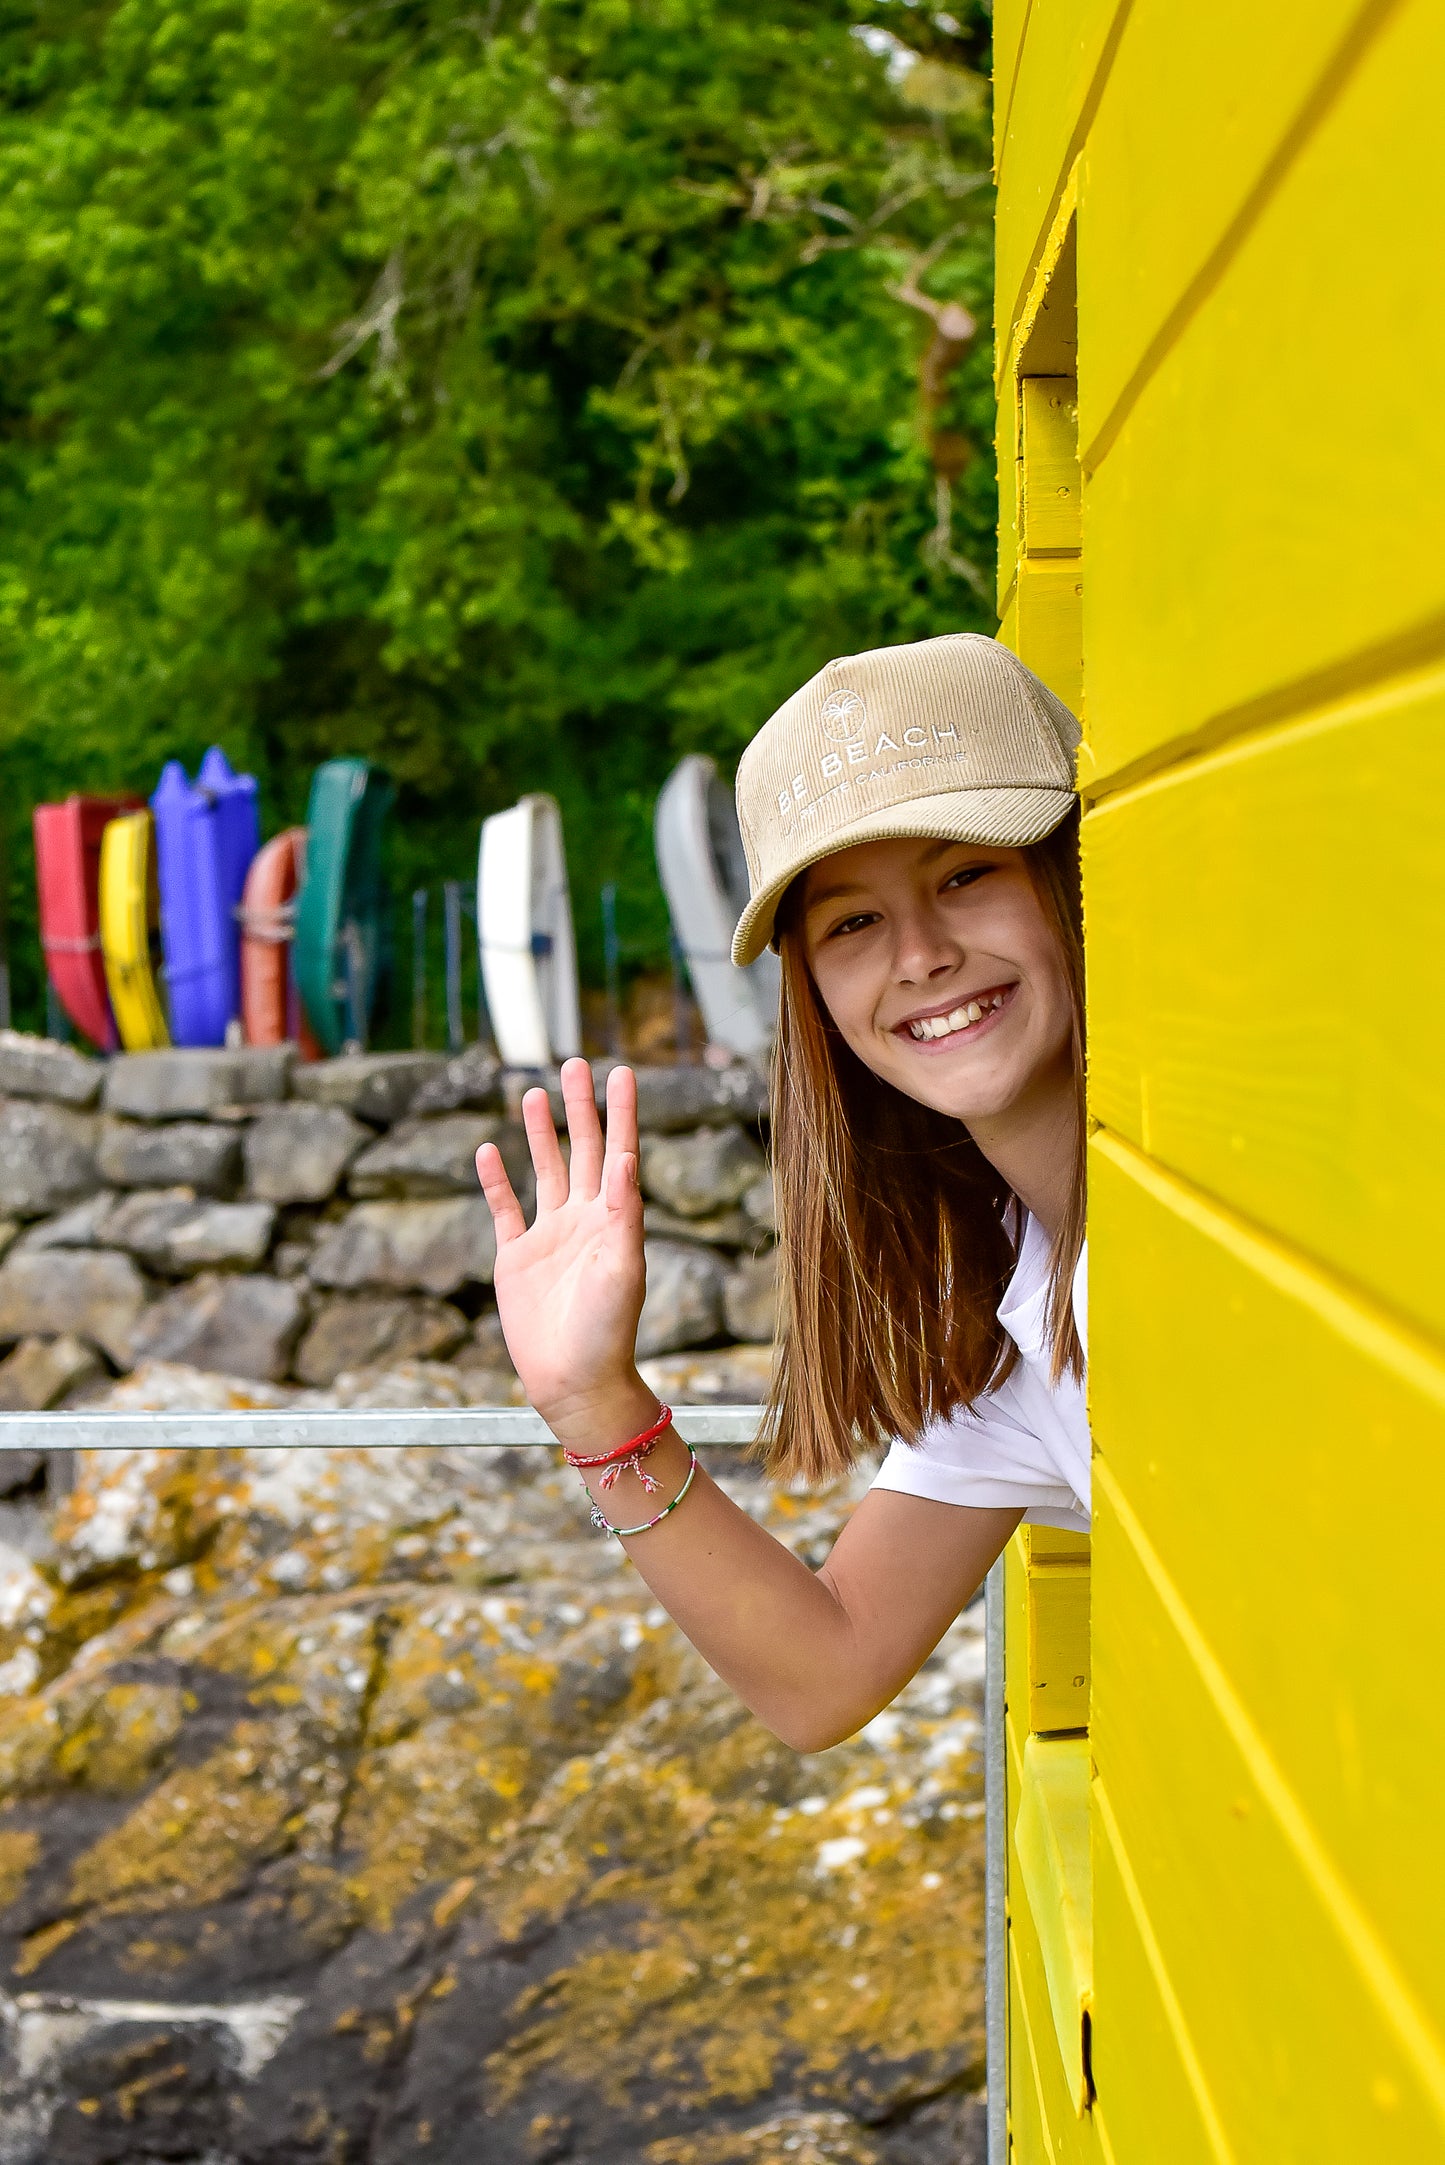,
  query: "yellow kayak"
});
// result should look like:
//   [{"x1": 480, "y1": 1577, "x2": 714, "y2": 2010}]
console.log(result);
[{"x1": 99, "y1": 811, "x2": 170, "y2": 1050}]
